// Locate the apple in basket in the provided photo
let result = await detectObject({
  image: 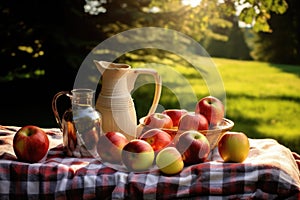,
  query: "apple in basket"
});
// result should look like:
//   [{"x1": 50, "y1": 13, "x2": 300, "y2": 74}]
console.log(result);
[
  {"x1": 178, "y1": 112, "x2": 209, "y2": 132},
  {"x1": 176, "y1": 130, "x2": 210, "y2": 165},
  {"x1": 13, "y1": 125, "x2": 50, "y2": 163},
  {"x1": 195, "y1": 96, "x2": 225, "y2": 126},
  {"x1": 139, "y1": 128, "x2": 172, "y2": 153},
  {"x1": 218, "y1": 132, "x2": 250, "y2": 163},
  {"x1": 143, "y1": 113, "x2": 173, "y2": 129},
  {"x1": 122, "y1": 139, "x2": 155, "y2": 172},
  {"x1": 156, "y1": 146, "x2": 184, "y2": 175},
  {"x1": 97, "y1": 131, "x2": 129, "y2": 164},
  {"x1": 162, "y1": 109, "x2": 188, "y2": 127}
]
